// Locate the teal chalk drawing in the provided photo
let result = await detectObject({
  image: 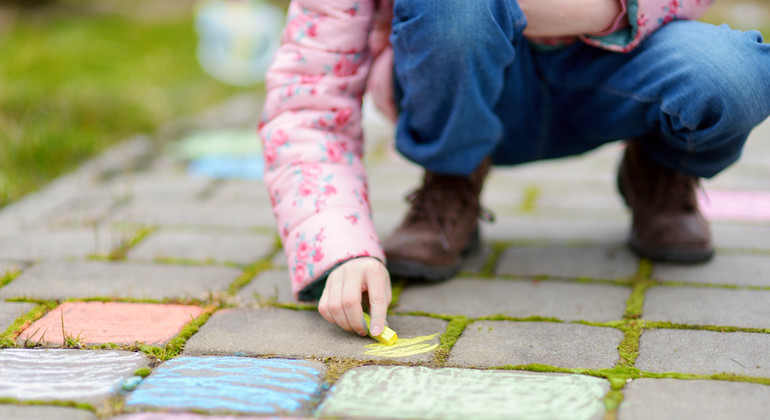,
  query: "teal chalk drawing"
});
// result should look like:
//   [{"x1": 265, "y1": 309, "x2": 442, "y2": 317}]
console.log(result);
[
  {"x1": 125, "y1": 356, "x2": 325, "y2": 415},
  {"x1": 121, "y1": 376, "x2": 143, "y2": 392},
  {"x1": 317, "y1": 366, "x2": 609, "y2": 420},
  {"x1": 170, "y1": 129, "x2": 265, "y2": 180}
]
